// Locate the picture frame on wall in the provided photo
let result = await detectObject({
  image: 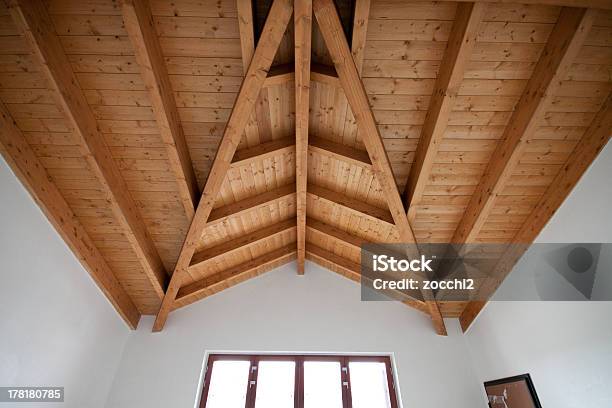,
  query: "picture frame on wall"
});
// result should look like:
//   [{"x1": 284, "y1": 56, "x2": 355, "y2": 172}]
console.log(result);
[{"x1": 484, "y1": 374, "x2": 543, "y2": 408}]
